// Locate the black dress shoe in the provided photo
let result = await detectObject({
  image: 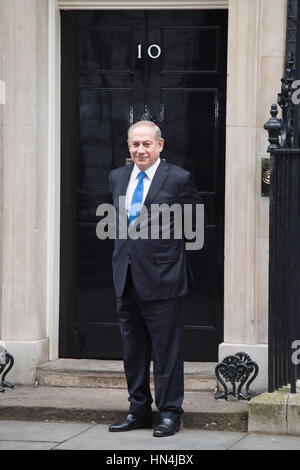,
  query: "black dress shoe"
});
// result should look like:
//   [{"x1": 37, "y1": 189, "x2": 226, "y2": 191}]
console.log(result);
[
  {"x1": 109, "y1": 413, "x2": 152, "y2": 432},
  {"x1": 153, "y1": 417, "x2": 181, "y2": 437}
]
